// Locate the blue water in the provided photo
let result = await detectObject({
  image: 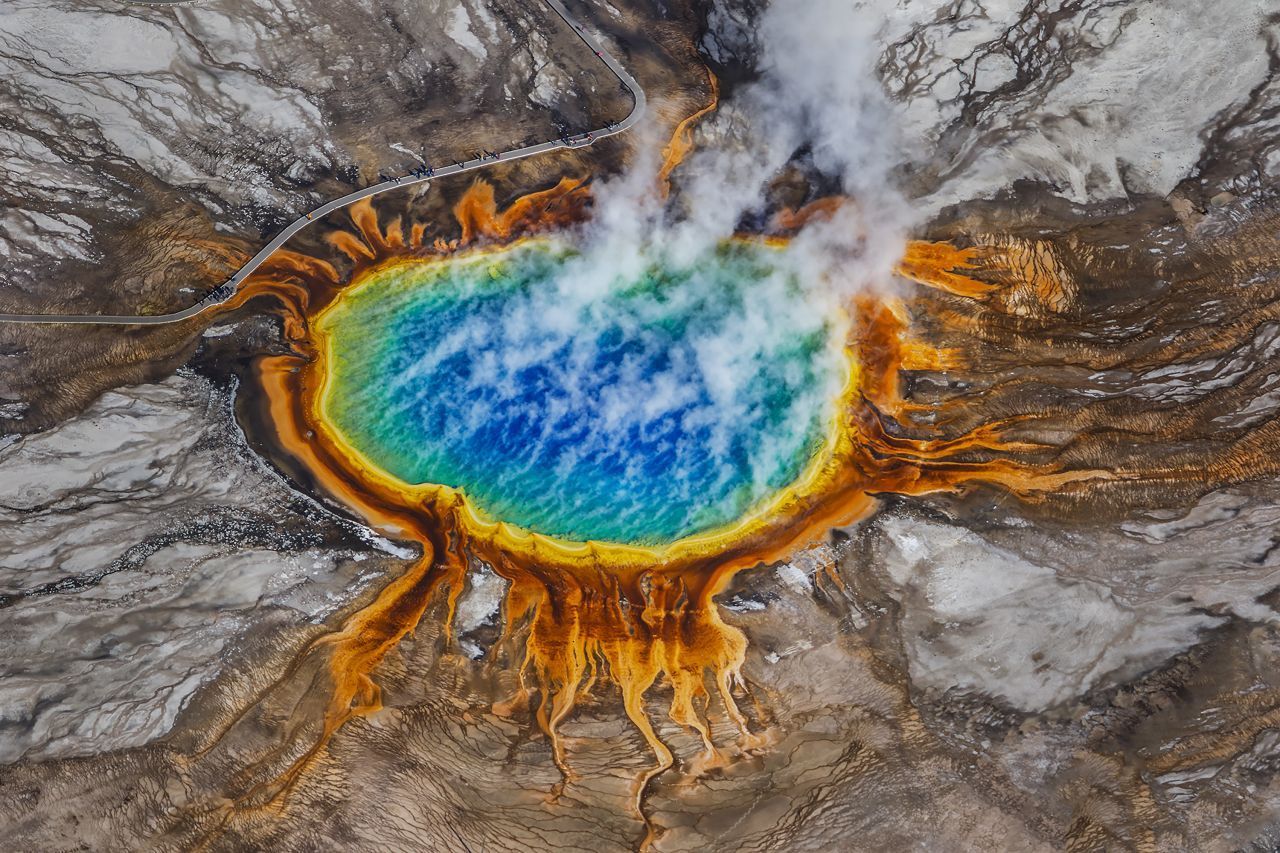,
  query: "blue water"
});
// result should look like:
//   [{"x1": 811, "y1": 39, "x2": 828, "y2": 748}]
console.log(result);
[{"x1": 320, "y1": 242, "x2": 842, "y2": 545}]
